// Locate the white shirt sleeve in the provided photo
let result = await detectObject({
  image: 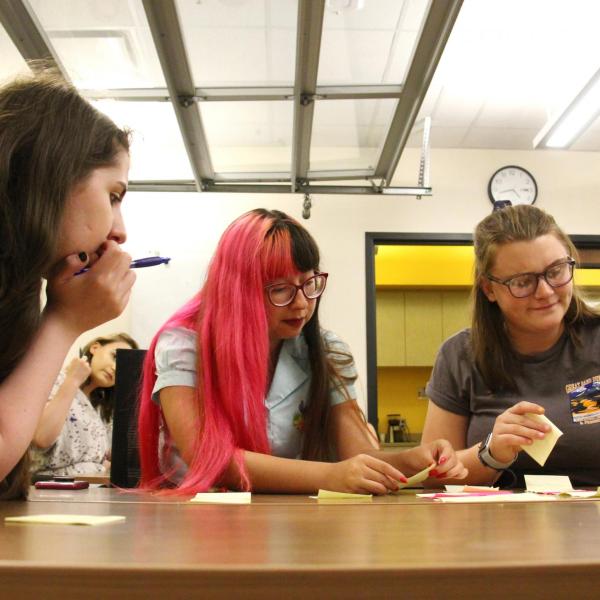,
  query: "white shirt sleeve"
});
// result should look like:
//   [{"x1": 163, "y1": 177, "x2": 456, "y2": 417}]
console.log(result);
[{"x1": 151, "y1": 326, "x2": 198, "y2": 404}]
